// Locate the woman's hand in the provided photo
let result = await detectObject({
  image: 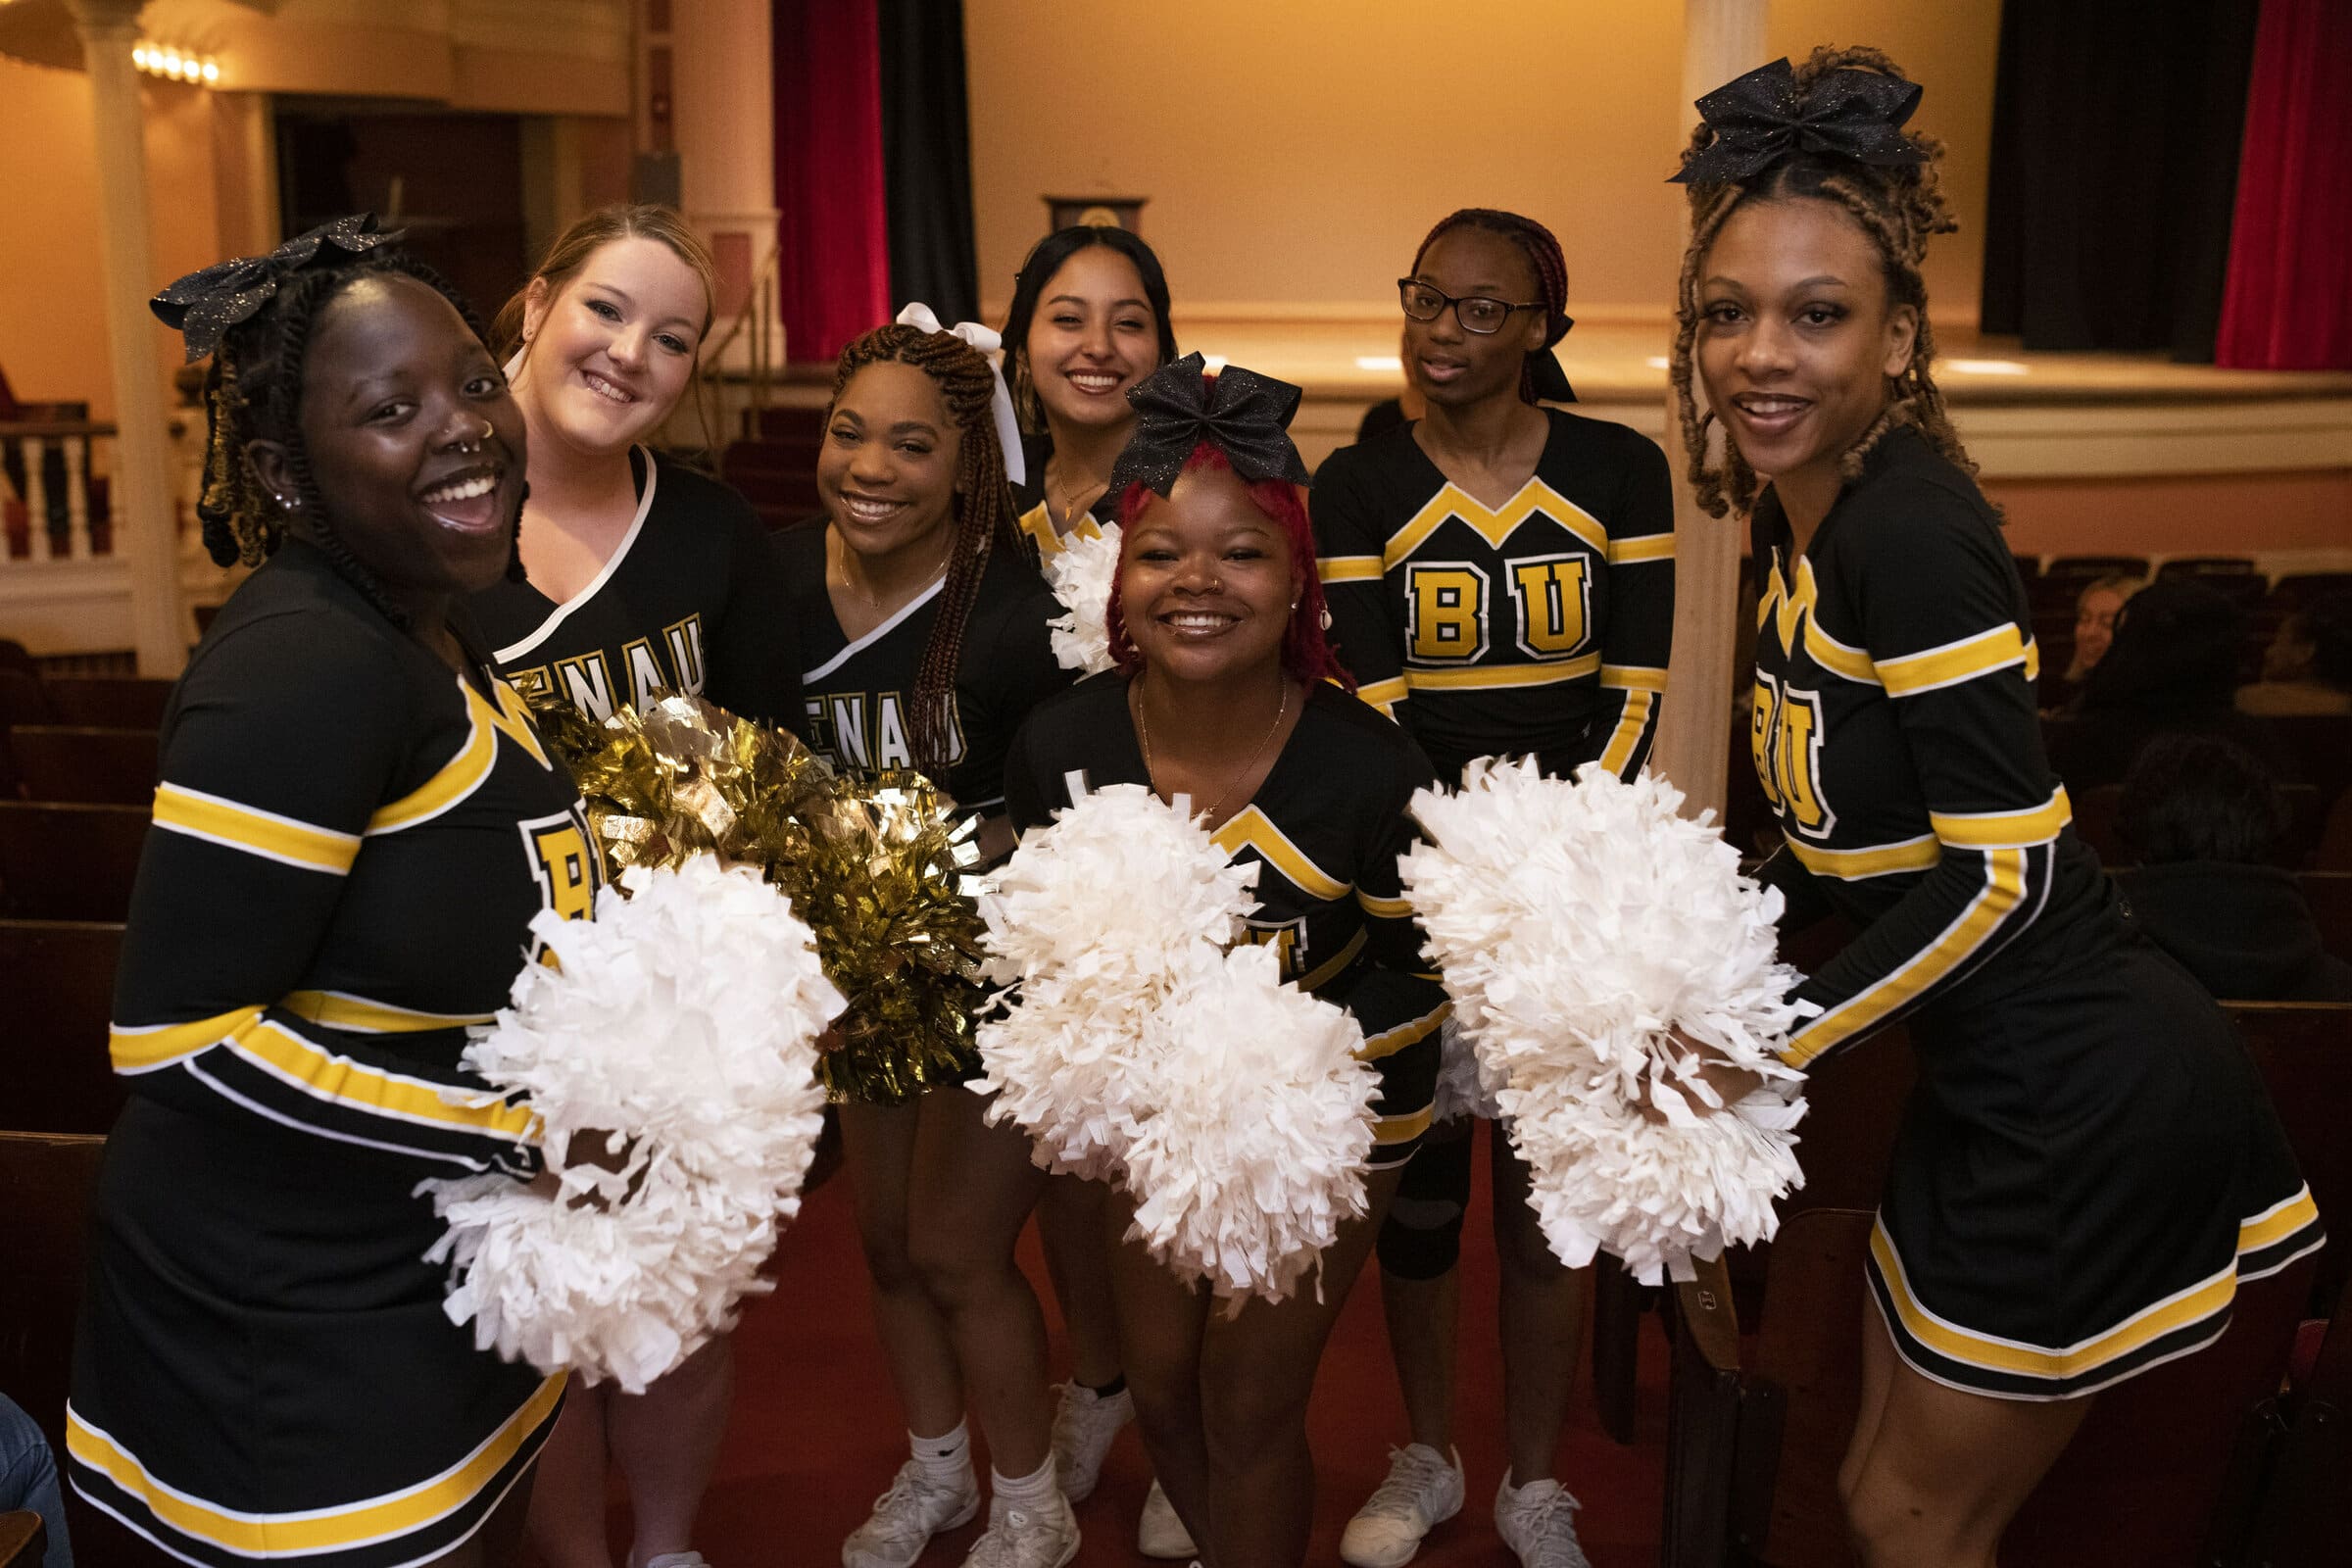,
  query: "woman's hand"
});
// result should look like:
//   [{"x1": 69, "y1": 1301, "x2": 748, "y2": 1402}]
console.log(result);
[
  {"x1": 1638, "y1": 1031, "x2": 1766, "y2": 1123},
  {"x1": 522, "y1": 1129, "x2": 643, "y2": 1208}
]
